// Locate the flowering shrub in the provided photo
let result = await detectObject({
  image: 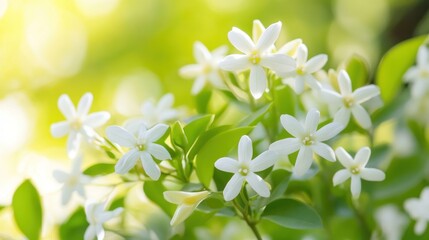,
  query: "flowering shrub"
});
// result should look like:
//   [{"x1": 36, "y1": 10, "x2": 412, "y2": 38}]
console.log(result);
[{"x1": 8, "y1": 20, "x2": 429, "y2": 240}]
